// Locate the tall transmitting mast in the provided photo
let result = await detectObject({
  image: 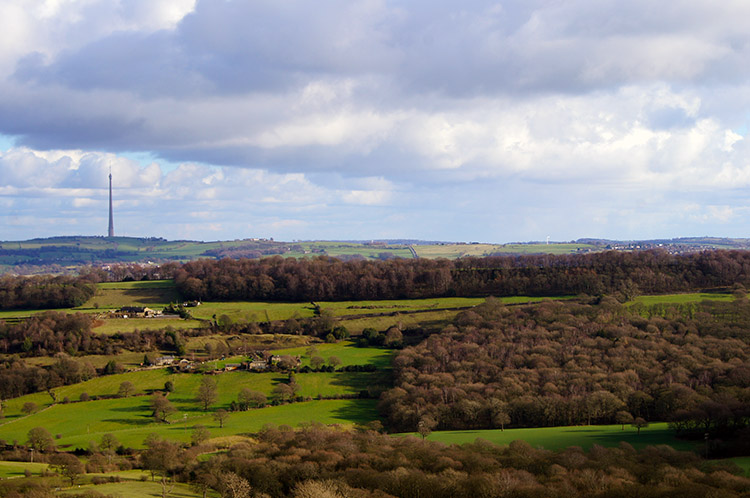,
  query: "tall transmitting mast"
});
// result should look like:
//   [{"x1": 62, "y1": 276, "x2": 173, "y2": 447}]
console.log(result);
[{"x1": 108, "y1": 169, "x2": 114, "y2": 237}]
